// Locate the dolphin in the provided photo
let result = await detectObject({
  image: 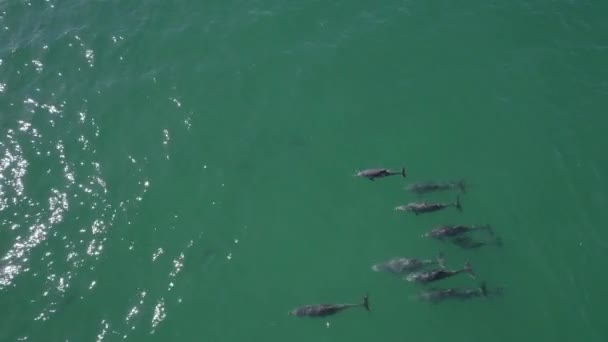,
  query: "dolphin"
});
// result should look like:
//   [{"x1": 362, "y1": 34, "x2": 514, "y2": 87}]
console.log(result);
[
  {"x1": 288, "y1": 294, "x2": 370, "y2": 317},
  {"x1": 405, "y1": 262, "x2": 475, "y2": 285},
  {"x1": 423, "y1": 224, "x2": 493, "y2": 240},
  {"x1": 451, "y1": 236, "x2": 503, "y2": 249},
  {"x1": 405, "y1": 180, "x2": 466, "y2": 195},
  {"x1": 355, "y1": 167, "x2": 406, "y2": 181},
  {"x1": 395, "y1": 196, "x2": 462, "y2": 215},
  {"x1": 417, "y1": 282, "x2": 503, "y2": 303},
  {"x1": 372, "y1": 253, "x2": 445, "y2": 274}
]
